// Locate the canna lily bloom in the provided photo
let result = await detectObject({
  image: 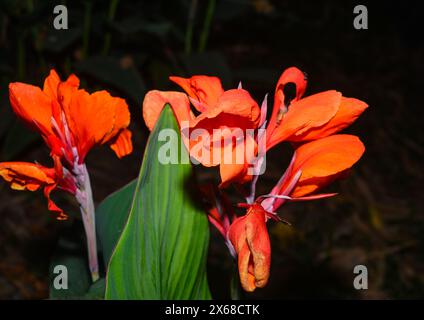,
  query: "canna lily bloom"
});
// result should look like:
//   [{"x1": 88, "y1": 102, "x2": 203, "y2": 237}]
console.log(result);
[
  {"x1": 0, "y1": 69, "x2": 133, "y2": 281},
  {"x1": 142, "y1": 75, "x2": 261, "y2": 185},
  {"x1": 228, "y1": 203, "x2": 271, "y2": 292},
  {"x1": 198, "y1": 67, "x2": 367, "y2": 294}
]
